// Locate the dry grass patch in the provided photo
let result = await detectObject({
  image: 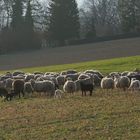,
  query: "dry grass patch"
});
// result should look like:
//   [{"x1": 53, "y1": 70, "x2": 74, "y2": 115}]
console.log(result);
[{"x1": 0, "y1": 90, "x2": 140, "y2": 140}]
